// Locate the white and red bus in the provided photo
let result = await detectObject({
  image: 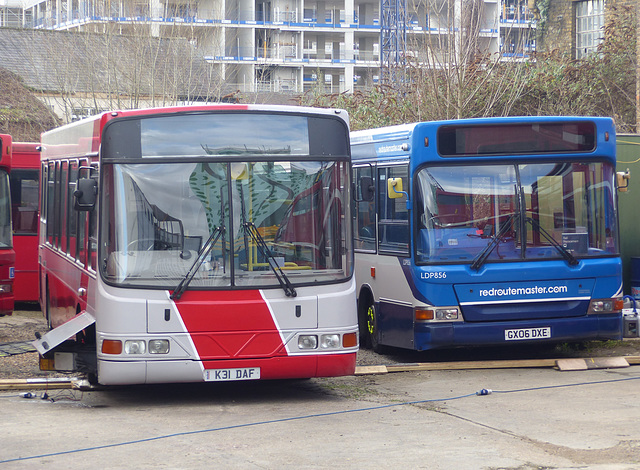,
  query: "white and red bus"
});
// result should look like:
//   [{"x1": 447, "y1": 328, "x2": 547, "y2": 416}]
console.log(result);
[
  {"x1": 0, "y1": 135, "x2": 14, "y2": 316},
  {"x1": 10, "y1": 142, "x2": 40, "y2": 303},
  {"x1": 34, "y1": 105, "x2": 357, "y2": 385}
]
